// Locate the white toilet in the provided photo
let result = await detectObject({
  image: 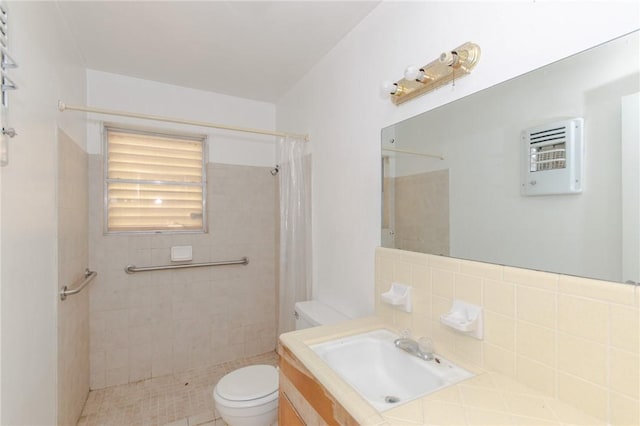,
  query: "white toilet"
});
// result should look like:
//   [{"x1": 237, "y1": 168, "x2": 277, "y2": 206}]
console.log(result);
[
  {"x1": 213, "y1": 364, "x2": 279, "y2": 426},
  {"x1": 212, "y1": 300, "x2": 347, "y2": 426}
]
